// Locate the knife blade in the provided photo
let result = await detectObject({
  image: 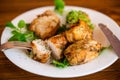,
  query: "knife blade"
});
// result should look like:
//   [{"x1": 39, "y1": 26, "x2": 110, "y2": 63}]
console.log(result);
[{"x1": 99, "y1": 23, "x2": 120, "y2": 58}]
